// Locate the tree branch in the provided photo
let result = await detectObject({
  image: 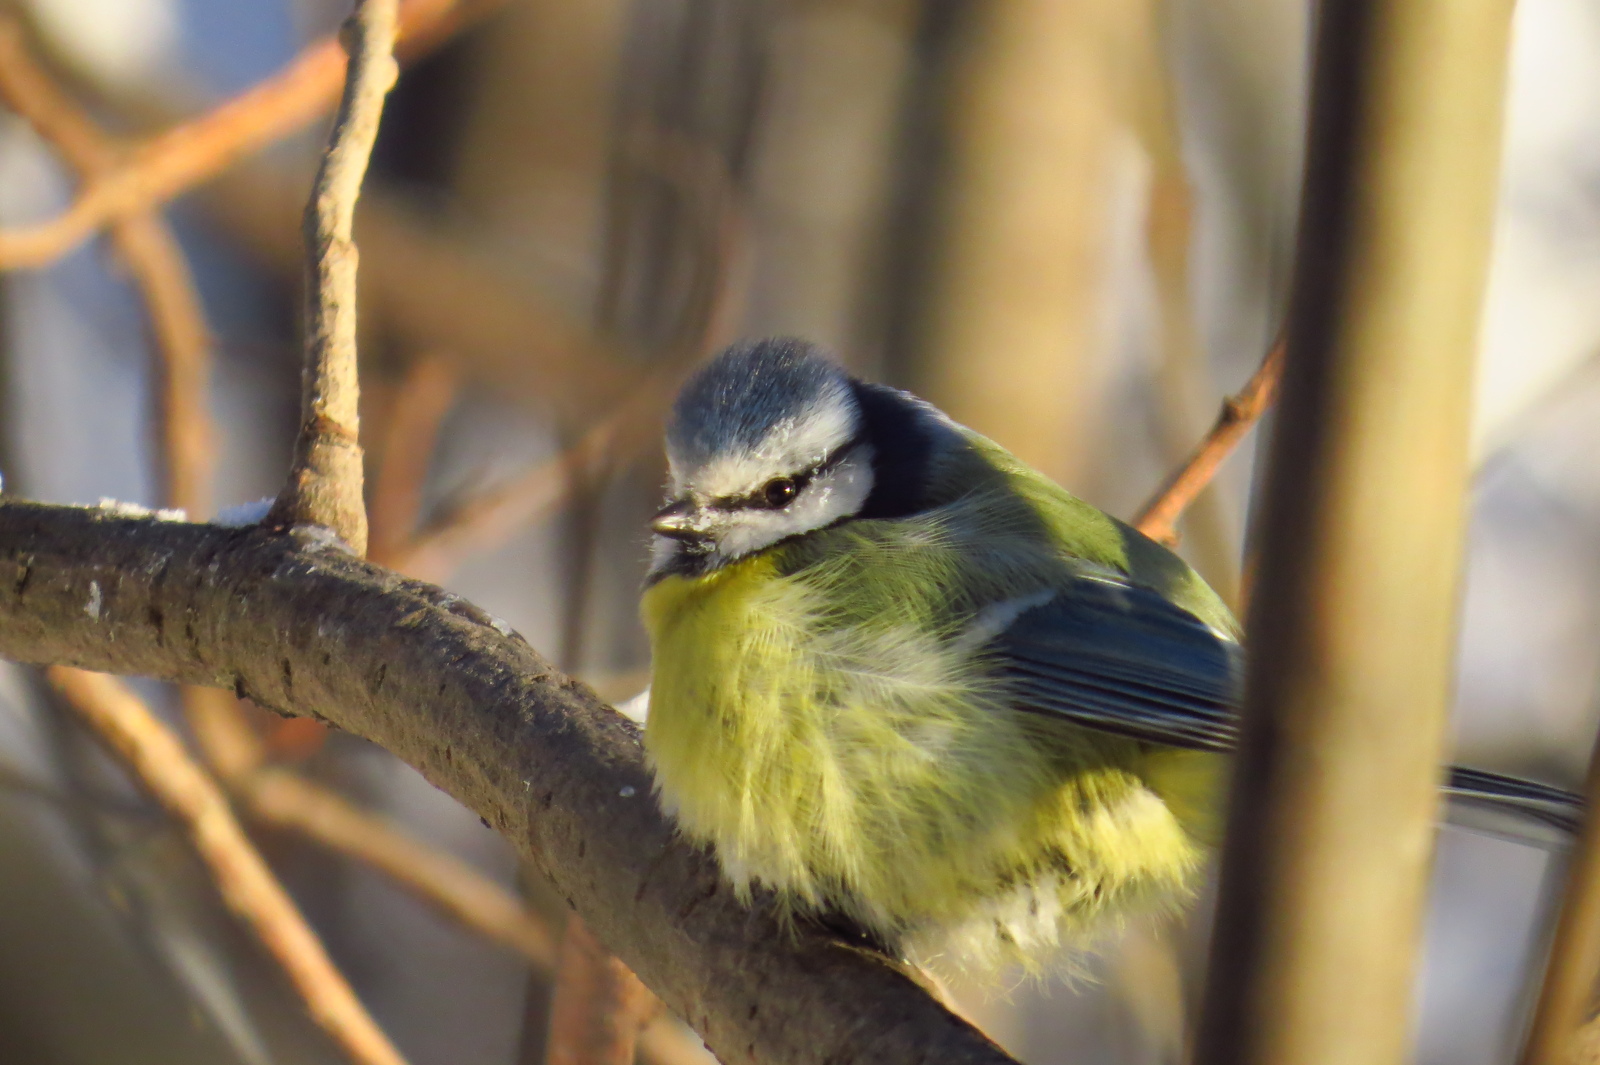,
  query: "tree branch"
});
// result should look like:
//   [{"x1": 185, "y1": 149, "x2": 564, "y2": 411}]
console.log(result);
[
  {"x1": 1519, "y1": 735, "x2": 1600, "y2": 1065},
  {"x1": 0, "y1": 18, "x2": 216, "y2": 517},
  {"x1": 46, "y1": 665, "x2": 408, "y2": 1065},
  {"x1": 1193, "y1": 0, "x2": 1514, "y2": 1061},
  {"x1": 243, "y1": 762, "x2": 559, "y2": 971},
  {"x1": 267, "y1": 0, "x2": 399, "y2": 553},
  {"x1": 388, "y1": 374, "x2": 673, "y2": 584},
  {"x1": 0, "y1": 501, "x2": 1018, "y2": 1065},
  {"x1": 1132, "y1": 336, "x2": 1285, "y2": 547},
  {"x1": 545, "y1": 915, "x2": 660, "y2": 1065},
  {"x1": 0, "y1": 0, "x2": 501, "y2": 271}
]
